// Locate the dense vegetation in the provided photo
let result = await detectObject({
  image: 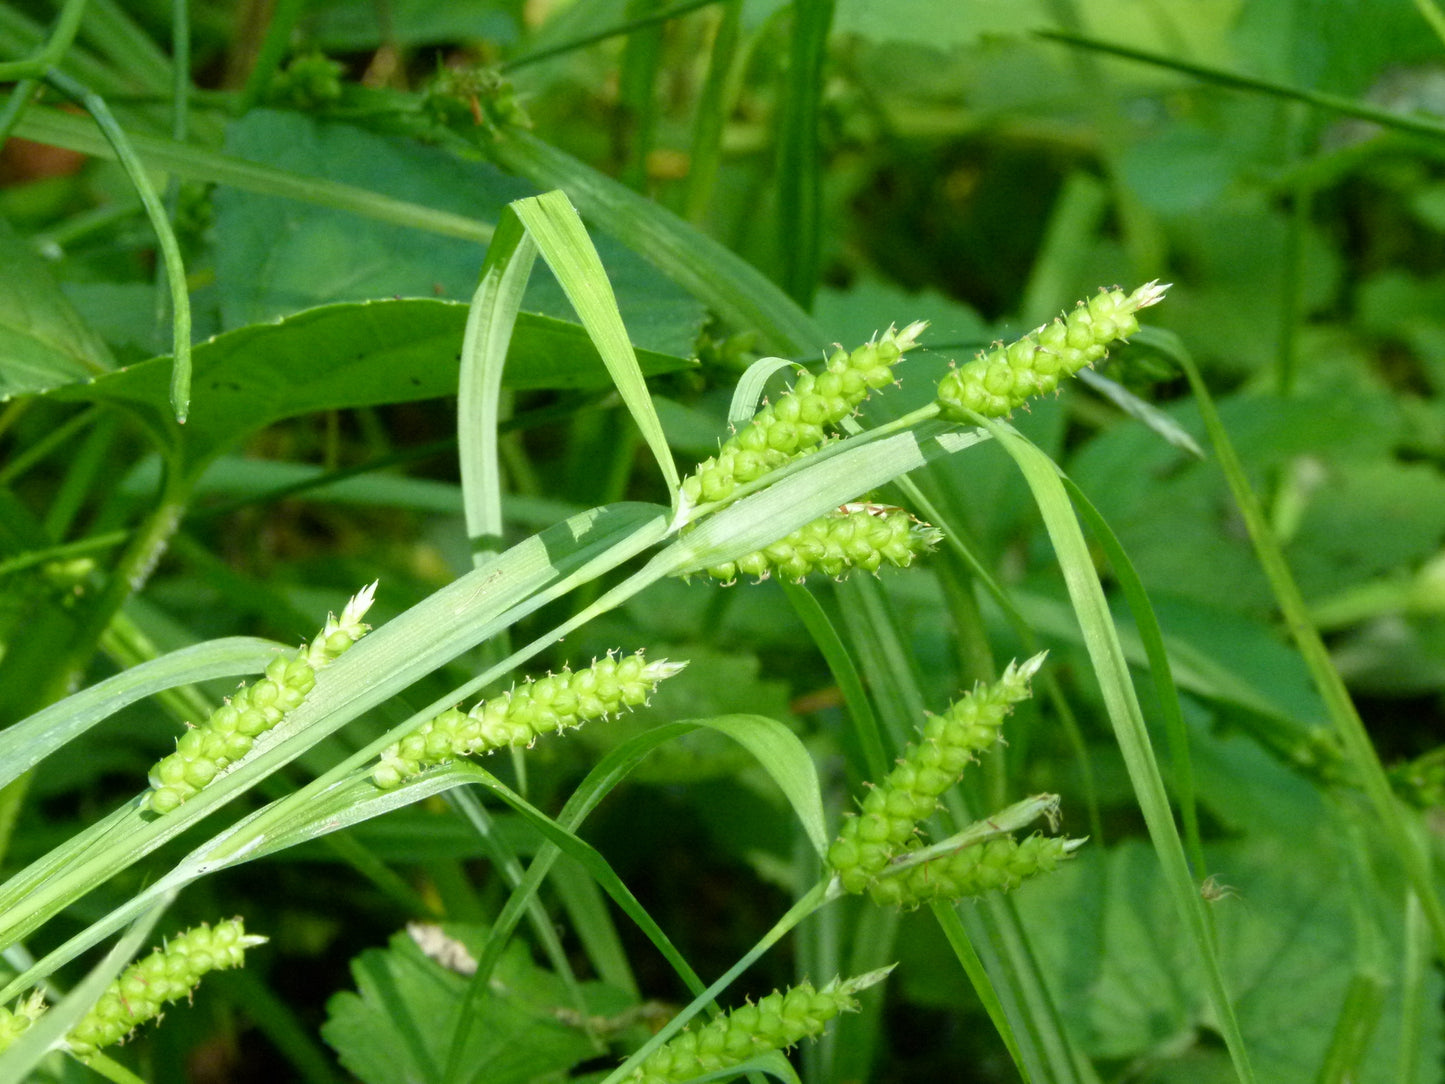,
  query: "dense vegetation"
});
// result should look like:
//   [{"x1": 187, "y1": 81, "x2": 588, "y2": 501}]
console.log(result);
[{"x1": 1, "y1": 2, "x2": 1443, "y2": 1082}]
